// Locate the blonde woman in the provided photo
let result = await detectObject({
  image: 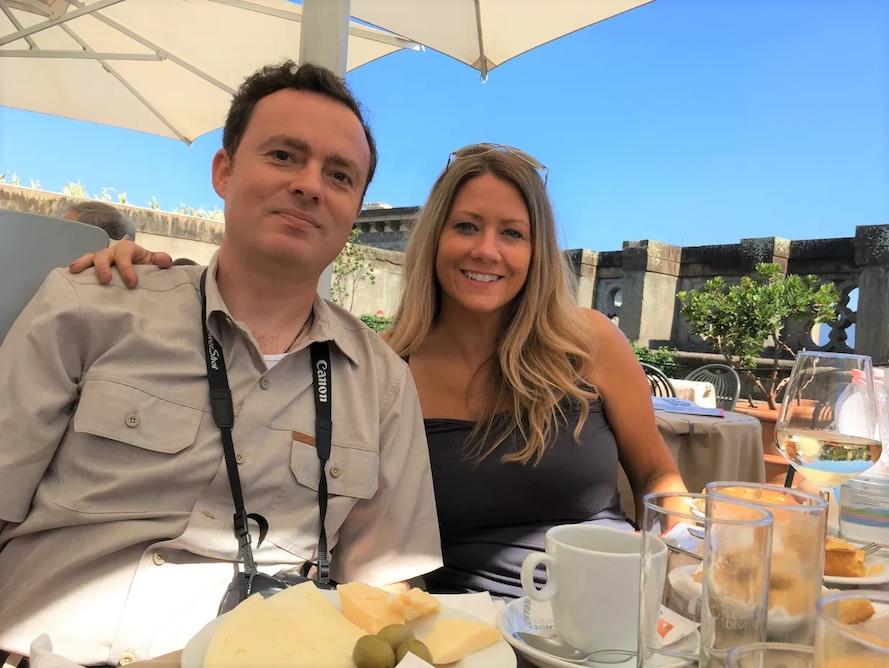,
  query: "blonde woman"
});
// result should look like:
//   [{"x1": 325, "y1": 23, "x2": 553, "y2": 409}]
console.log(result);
[{"x1": 72, "y1": 143, "x2": 685, "y2": 598}]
